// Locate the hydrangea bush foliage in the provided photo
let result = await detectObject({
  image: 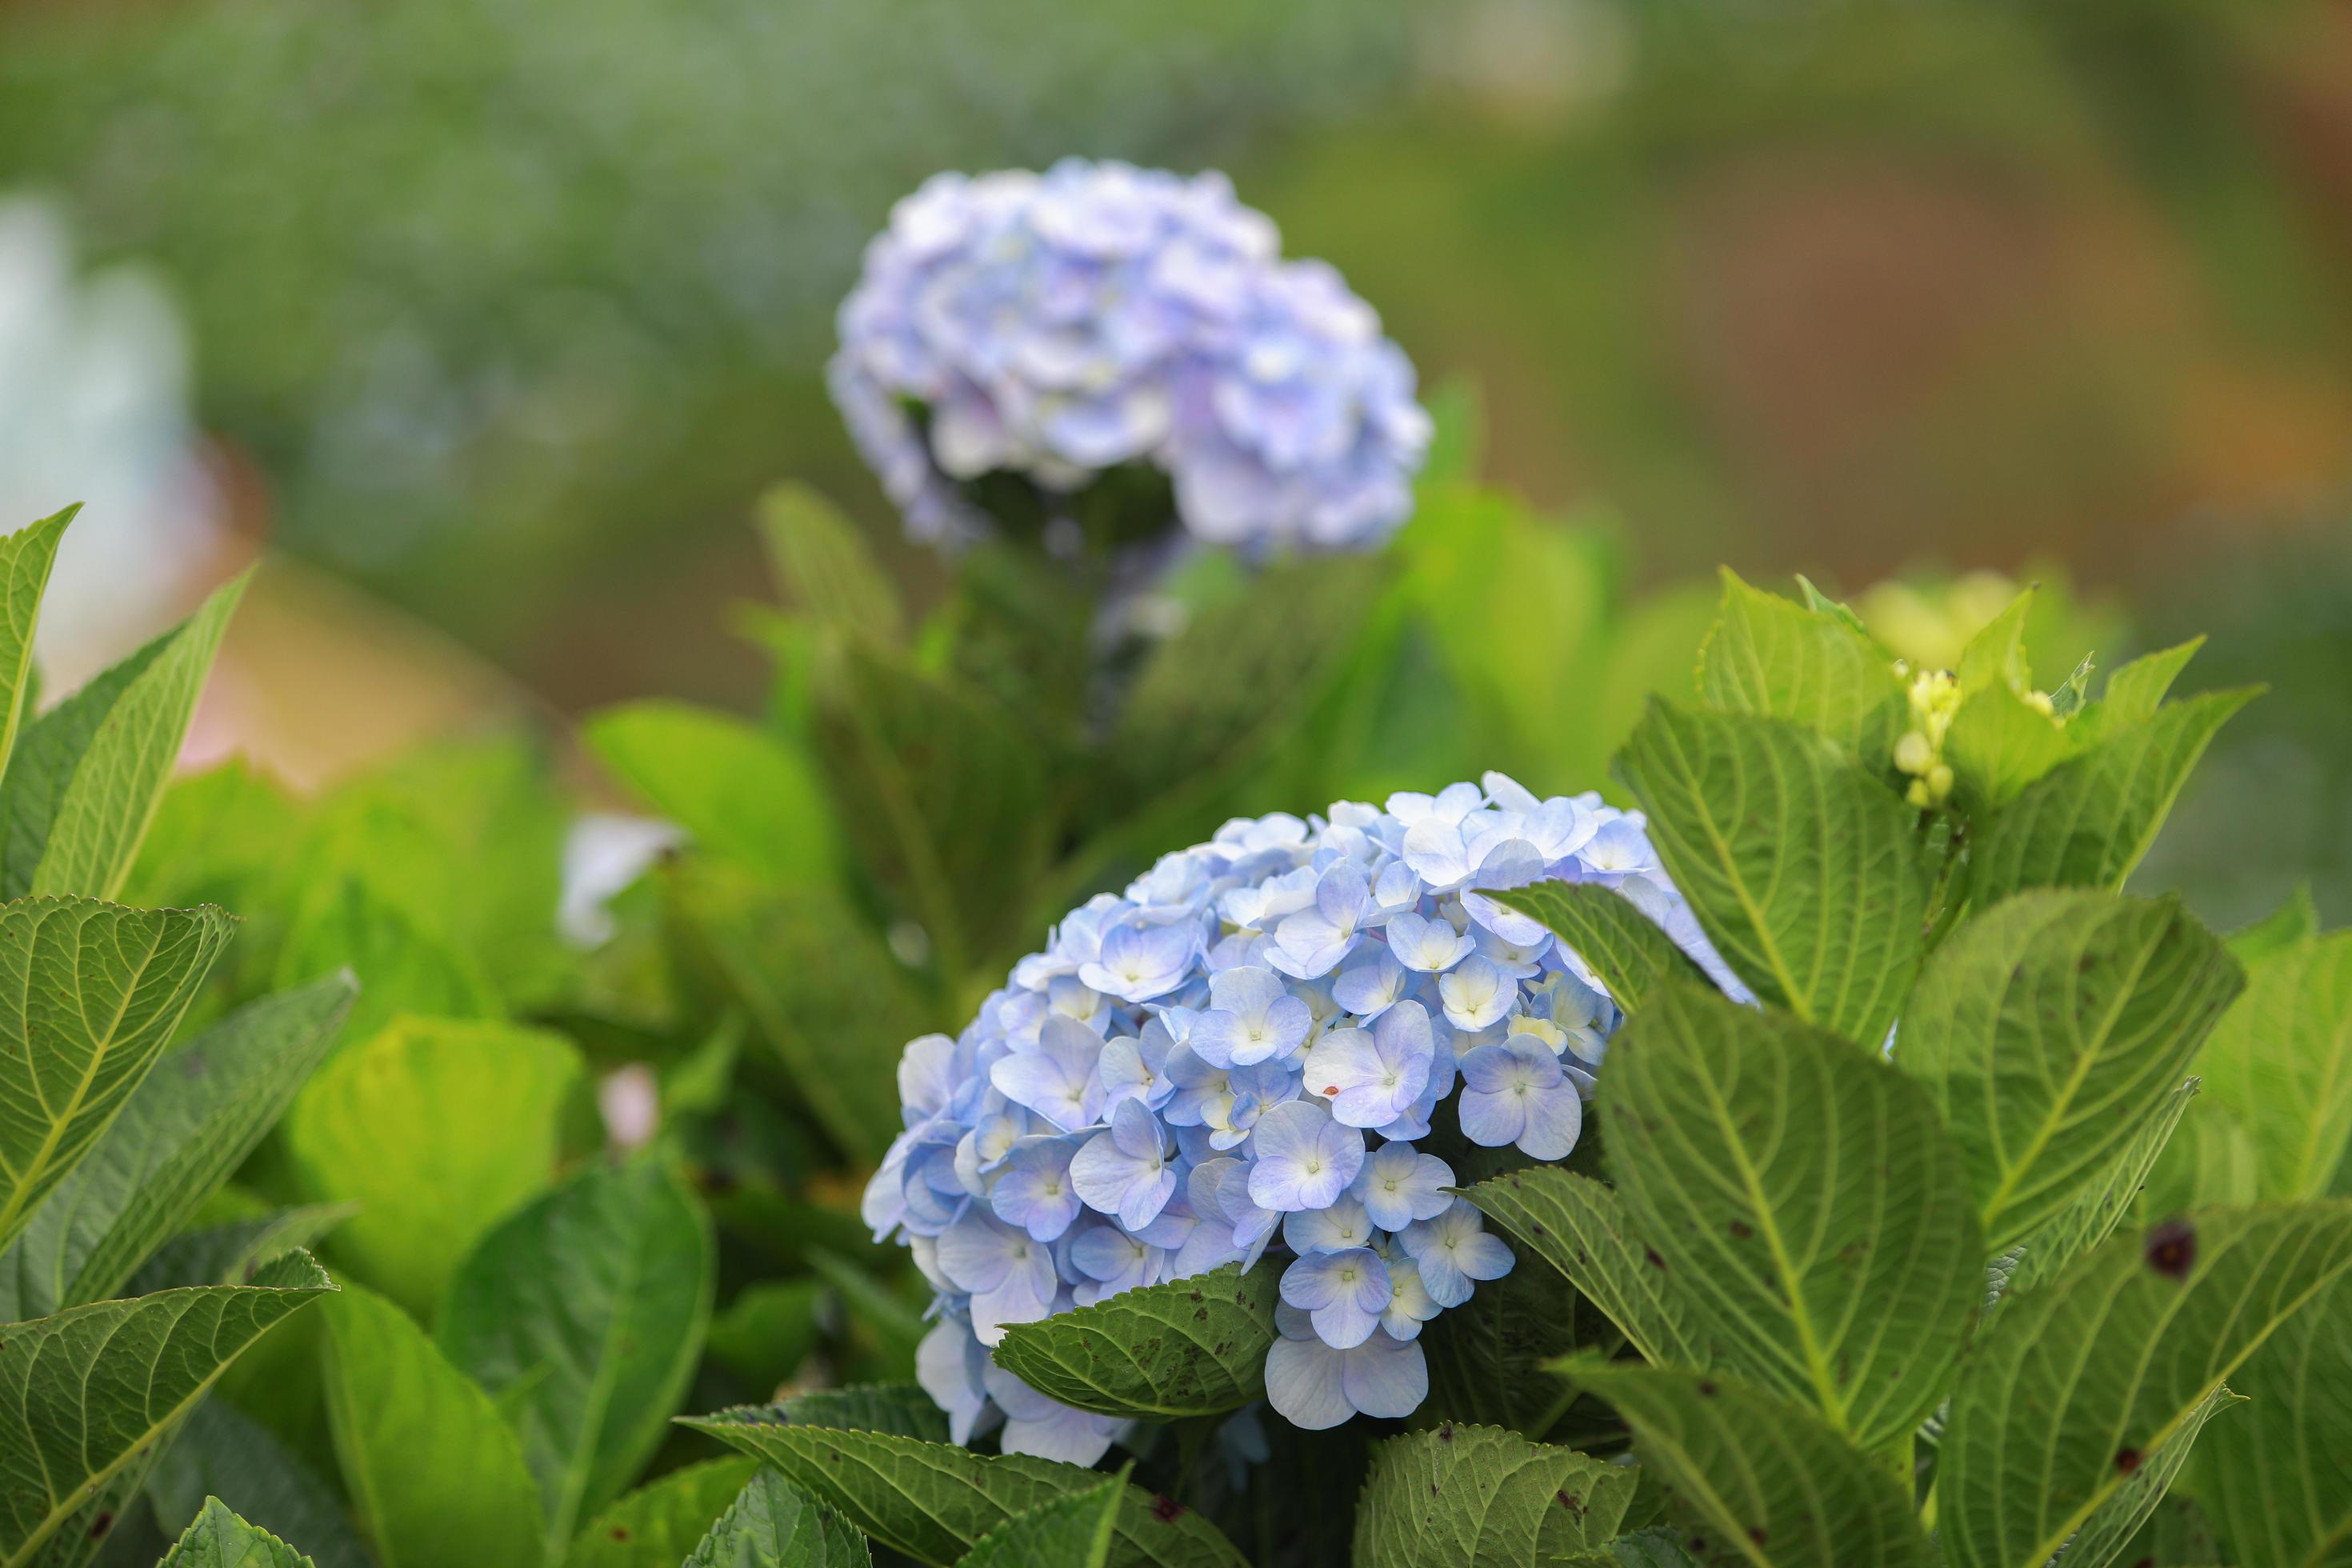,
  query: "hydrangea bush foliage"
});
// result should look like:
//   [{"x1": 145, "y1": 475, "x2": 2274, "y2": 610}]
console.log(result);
[{"x1": 669, "y1": 570, "x2": 2352, "y2": 1568}]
